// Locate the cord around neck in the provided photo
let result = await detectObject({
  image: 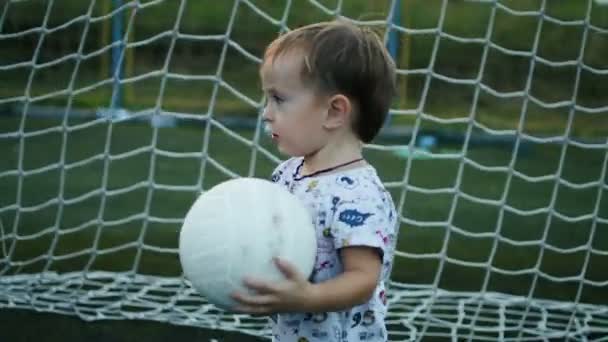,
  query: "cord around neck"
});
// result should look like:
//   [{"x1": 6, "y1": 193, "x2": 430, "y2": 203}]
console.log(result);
[{"x1": 293, "y1": 157, "x2": 364, "y2": 181}]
